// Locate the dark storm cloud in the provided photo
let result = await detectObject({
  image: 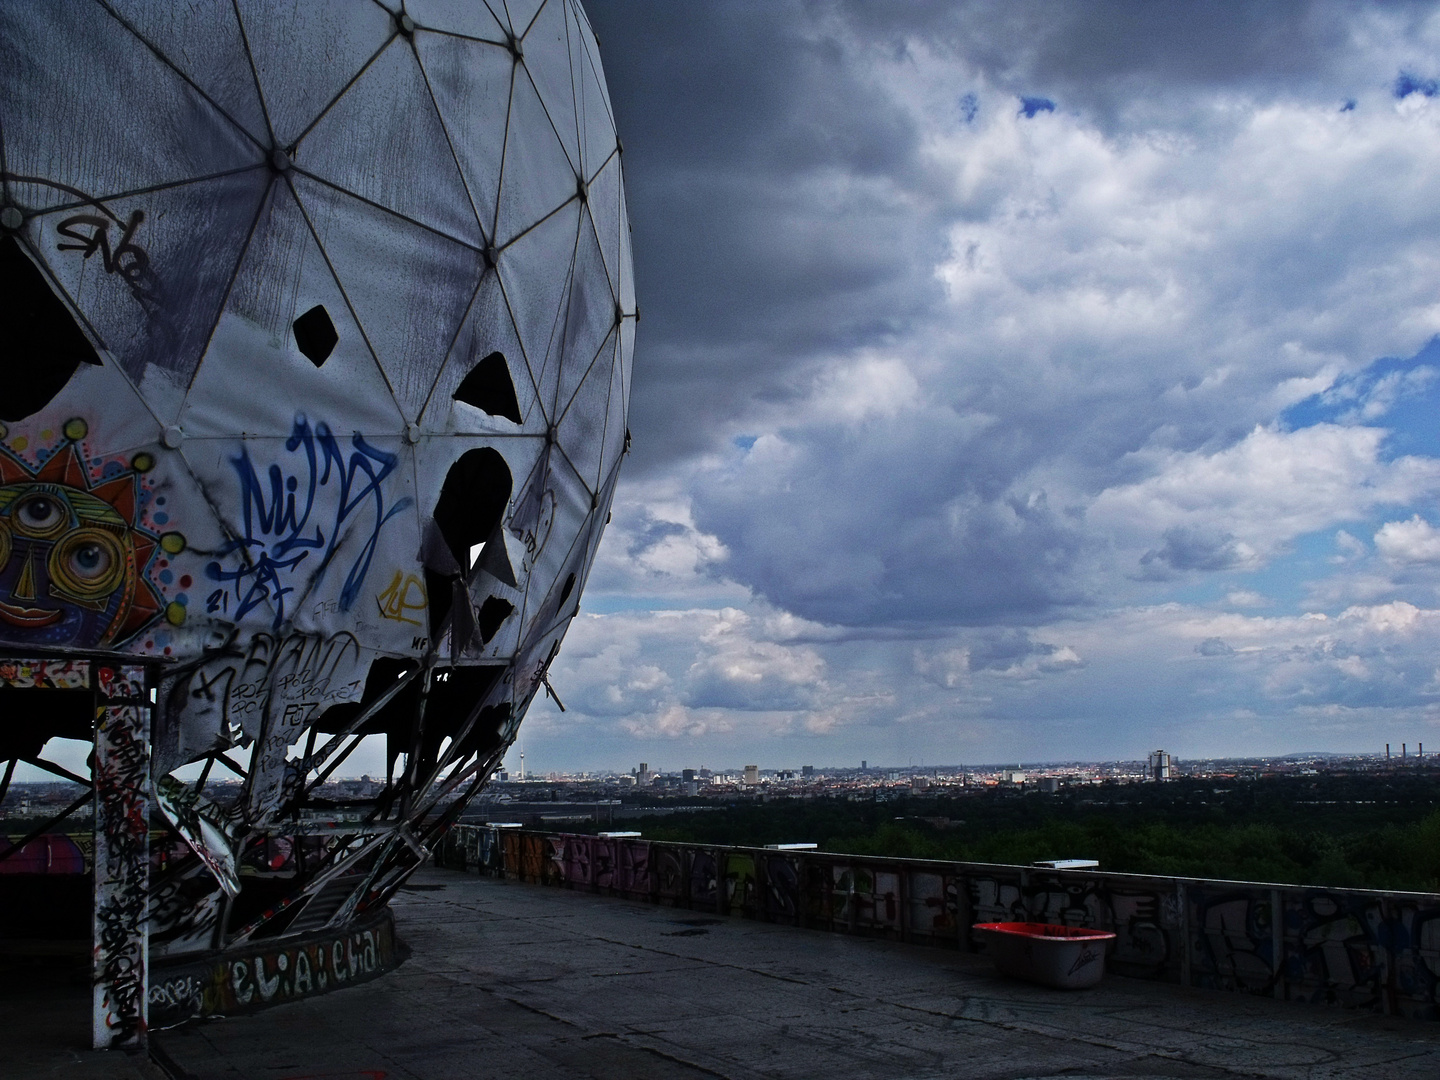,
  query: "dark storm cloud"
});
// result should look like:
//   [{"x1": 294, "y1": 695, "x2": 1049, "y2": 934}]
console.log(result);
[
  {"x1": 588, "y1": 1, "x2": 950, "y2": 468},
  {"x1": 1394, "y1": 72, "x2": 1440, "y2": 98},
  {"x1": 588, "y1": 0, "x2": 1424, "y2": 473},
  {"x1": 966, "y1": 628, "x2": 1080, "y2": 673},
  {"x1": 1141, "y1": 526, "x2": 1251, "y2": 576},
  {"x1": 1196, "y1": 637, "x2": 1236, "y2": 657},
  {"x1": 838, "y1": 0, "x2": 1435, "y2": 125},
  {"x1": 584, "y1": 0, "x2": 1440, "y2": 637},
  {"x1": 693, "y1": 424, "x2": 1089, "y2": 626}
]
